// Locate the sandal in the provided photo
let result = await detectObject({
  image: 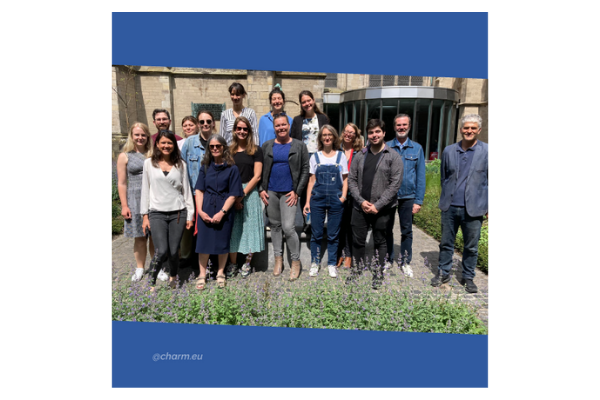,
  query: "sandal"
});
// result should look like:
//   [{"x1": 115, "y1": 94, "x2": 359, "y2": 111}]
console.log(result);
[
  {"x1": 241, "y1": 262, "x2": 251, "y2": 279},
  {"x1": 216, "y1": 274, "x2": 227, "y2": 288},
  {"x1": 195, "y1": 276, "x2": 206, "y2": 291}
]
